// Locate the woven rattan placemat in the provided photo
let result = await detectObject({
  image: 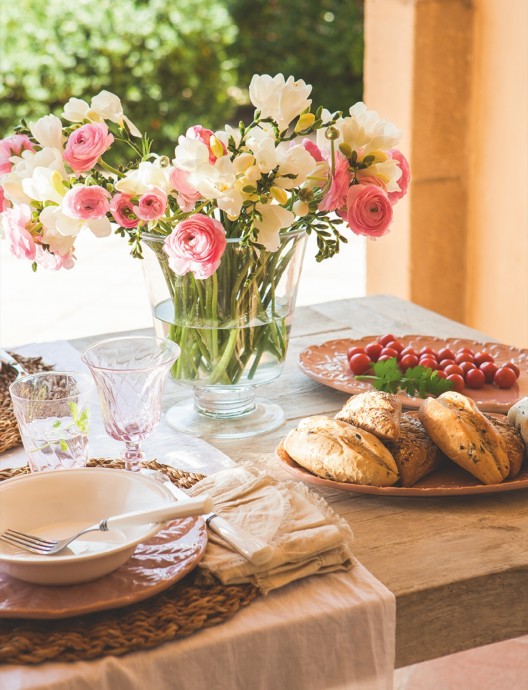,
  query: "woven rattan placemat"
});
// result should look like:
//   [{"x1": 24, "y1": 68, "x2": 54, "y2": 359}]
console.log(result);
[
  {"x1": 0, "y1": 353, "x2": 55, "y2": 455},
  {"x1": 0, "y1": 459, "x2": 259, "y2": 666}
]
